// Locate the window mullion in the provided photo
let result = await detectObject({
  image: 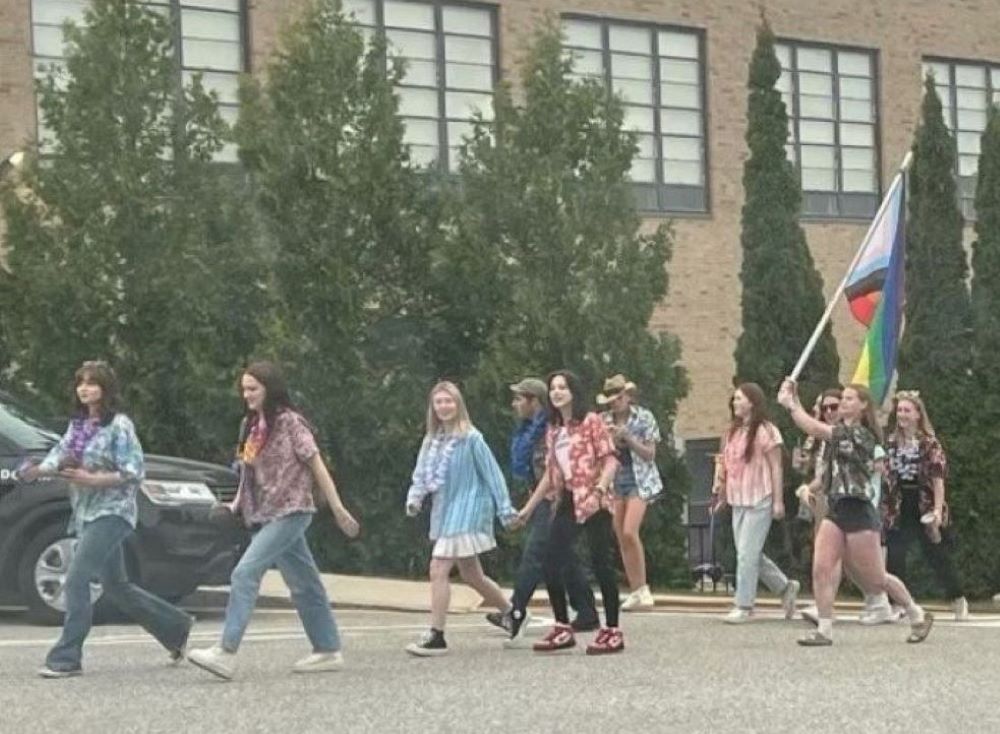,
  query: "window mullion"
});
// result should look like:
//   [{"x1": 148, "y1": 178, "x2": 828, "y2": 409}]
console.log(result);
[
  {"x1": 651, "y1": 28, "x2": 665, "y2": 206},
  {"x1": 831, "y1": 49, "x2": 843, "y2": 214},
  {"x1": 434, "y1": 1, "x2": 448, "y2": 171}
]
